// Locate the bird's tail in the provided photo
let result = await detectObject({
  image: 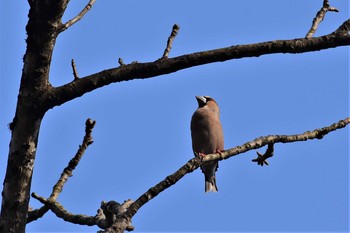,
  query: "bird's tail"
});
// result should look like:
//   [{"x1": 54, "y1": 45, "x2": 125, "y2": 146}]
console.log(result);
[{"x1": 205, "y1": 174, "x2": 218, "y2": 192}]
